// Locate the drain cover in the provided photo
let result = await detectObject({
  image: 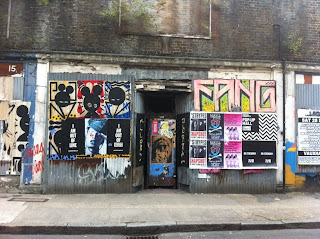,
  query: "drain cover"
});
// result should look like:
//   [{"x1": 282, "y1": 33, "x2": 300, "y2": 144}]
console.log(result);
[
  {"x1": 126, "y1": 236, "x2": 158, "y2": 239},
  {"x1": 9, "y1": 198, "x2": 48, "y2": 202}
]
